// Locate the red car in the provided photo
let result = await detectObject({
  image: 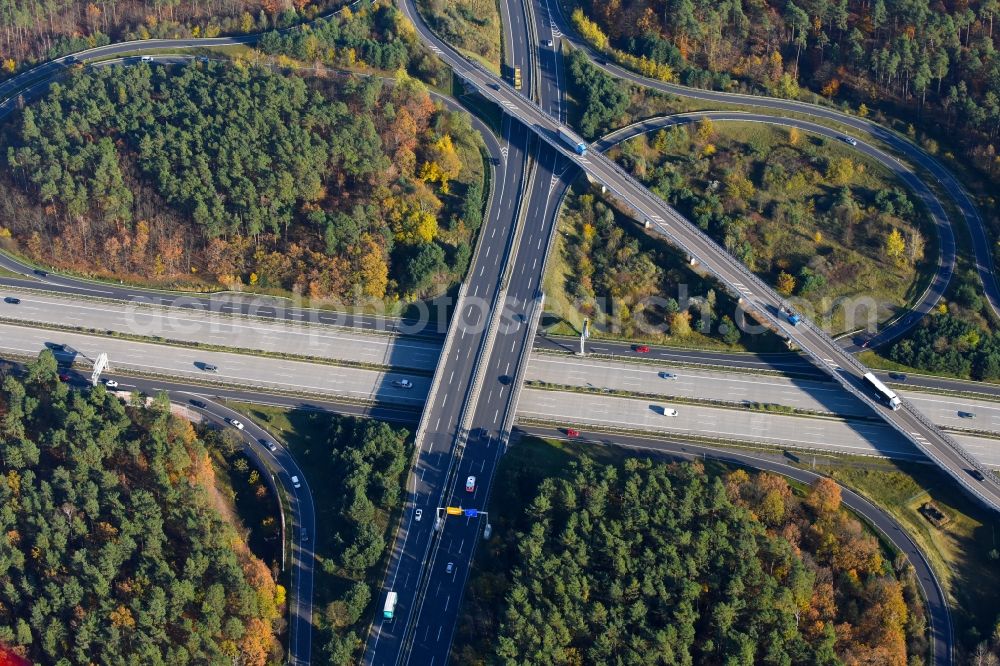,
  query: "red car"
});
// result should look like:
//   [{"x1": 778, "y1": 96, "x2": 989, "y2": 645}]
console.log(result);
[
  {"x1": 58, "y1": 372, "x2": 71, "y2": 382},
  {"x1": 565, "y1": 428, "x2": 580, "y2": 437},
  {"x1": 634, "y1": 345, "x2": 650, "y2": 353}
]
